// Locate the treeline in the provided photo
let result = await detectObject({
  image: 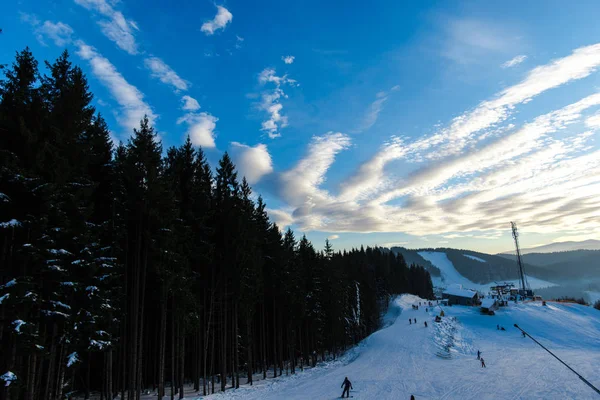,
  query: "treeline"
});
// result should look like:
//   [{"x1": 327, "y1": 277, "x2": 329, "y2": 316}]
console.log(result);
[{"x1": 0, "y1": 48, "x2": 434, "y2": 400}]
